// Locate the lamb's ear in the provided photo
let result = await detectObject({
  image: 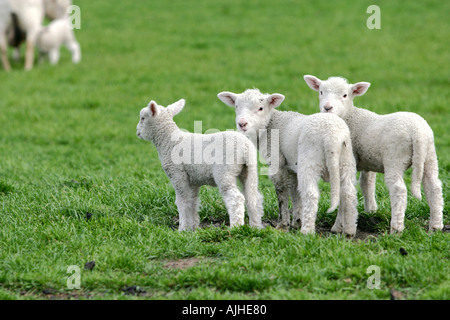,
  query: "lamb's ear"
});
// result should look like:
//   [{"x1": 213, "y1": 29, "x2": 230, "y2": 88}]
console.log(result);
[
  {"x1": 148, "y1": 100, "x2": 159, "y2": 117},
  {"x1": 267, "y1": 94, "x2": 285, "y2": 109},
  {"x1": 166, "y1": 99, "x2": 185, "y2": 117},
  {"x1": 217, "y1": 91, "x2": 237, "y2": 107},
  {"x1": 351, "y1": 82, "x2": 371, "y2": 97},
  {"x1": 303, "y1": 75, "x2": 322, "y2": 91}
]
